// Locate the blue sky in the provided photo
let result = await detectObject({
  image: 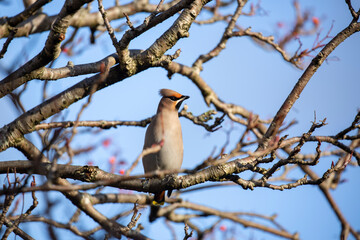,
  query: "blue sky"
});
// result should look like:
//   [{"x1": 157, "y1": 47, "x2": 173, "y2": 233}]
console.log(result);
[{"x1": 0, "y1": 0, "x2": 359, "y2": 239}]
